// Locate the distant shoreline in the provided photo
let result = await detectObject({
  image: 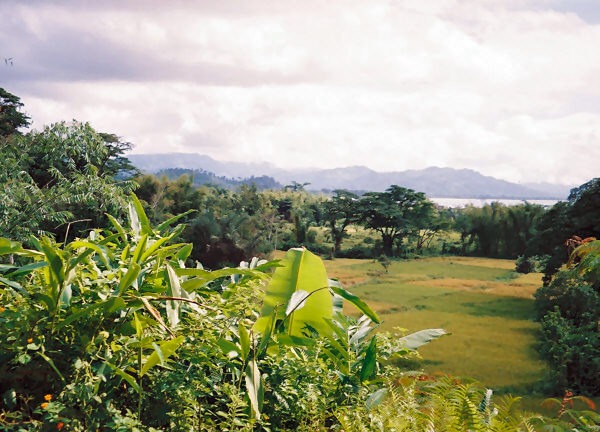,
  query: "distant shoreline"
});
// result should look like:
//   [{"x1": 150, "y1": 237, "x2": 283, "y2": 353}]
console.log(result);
[{"x1": 430, "y1": 197, "x2": 559, "y2": 208}]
